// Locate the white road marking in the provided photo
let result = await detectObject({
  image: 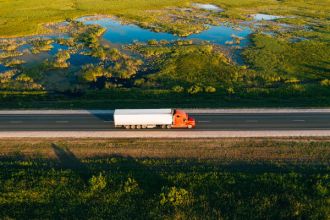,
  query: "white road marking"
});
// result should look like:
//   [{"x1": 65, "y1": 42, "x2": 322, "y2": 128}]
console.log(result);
[
  {"x1": 55, "y1": 121, "x2": 69, "y2": 123},
  {"x1": 10, "y1": 121, "x2": 22, "y2": 123},
  {"x1": 293, "y1": 120, "x2": 305, "y2": 122}
]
